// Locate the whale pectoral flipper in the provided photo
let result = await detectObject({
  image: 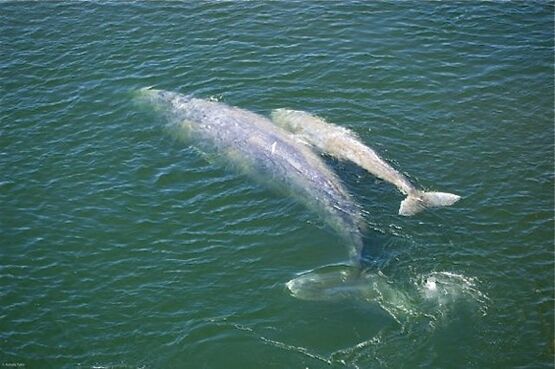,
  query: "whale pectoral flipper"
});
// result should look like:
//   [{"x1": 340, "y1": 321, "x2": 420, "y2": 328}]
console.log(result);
[{"x1": 270, "y1": 108, "x2": 461, "y2": 216}]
